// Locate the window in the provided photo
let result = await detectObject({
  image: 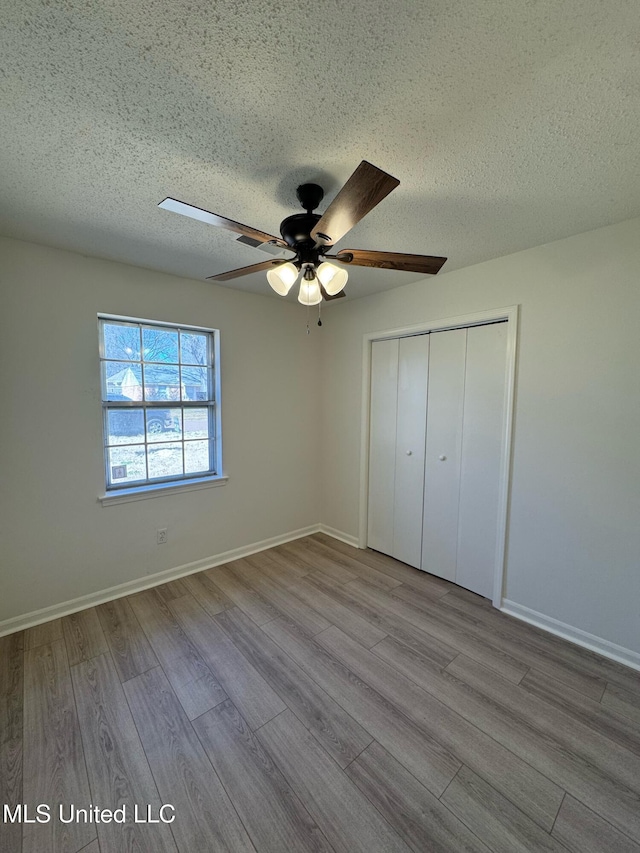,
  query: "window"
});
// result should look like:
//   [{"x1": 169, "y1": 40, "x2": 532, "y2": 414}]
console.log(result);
[{"x1": 99, "y1": 315, "x2": 222, "y2": 495}]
